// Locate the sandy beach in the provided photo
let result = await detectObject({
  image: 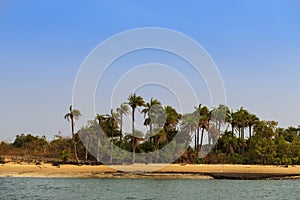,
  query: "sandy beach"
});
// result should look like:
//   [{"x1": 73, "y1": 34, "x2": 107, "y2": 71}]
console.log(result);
[{"x1": 1, "y1": 163, "x2": 299, "y2": 180}]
